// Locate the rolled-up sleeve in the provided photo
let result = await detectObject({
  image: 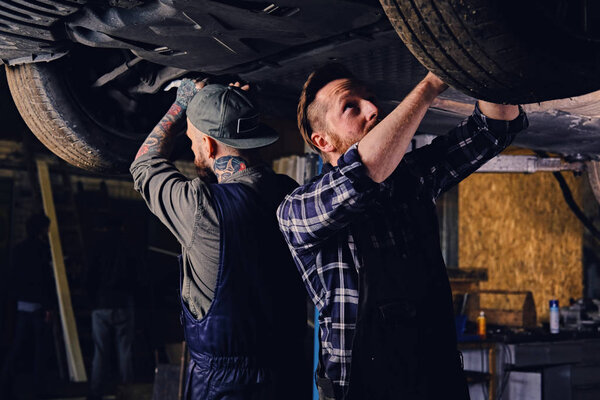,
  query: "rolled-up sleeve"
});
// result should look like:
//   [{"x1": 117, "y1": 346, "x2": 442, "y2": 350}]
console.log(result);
[
  {"x1": 130, "y1": 155, "x2": 202, "y2": 247},
  {"x1": 277, "y1": 144, "x2": 379, "y2": 254},
  {"x1": 404, "y1": 102, "x2": 529, "y2": 198}
]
